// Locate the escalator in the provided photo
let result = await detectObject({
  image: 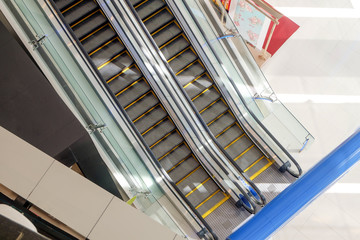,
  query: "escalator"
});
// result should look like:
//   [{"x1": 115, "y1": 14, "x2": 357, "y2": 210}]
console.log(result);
[
  {"x1": 52, "y1": 0, "x2": 234, "y2": 222},
  {"x1": 130, "y1": 0, "x2": 274, "y2": 181}
]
